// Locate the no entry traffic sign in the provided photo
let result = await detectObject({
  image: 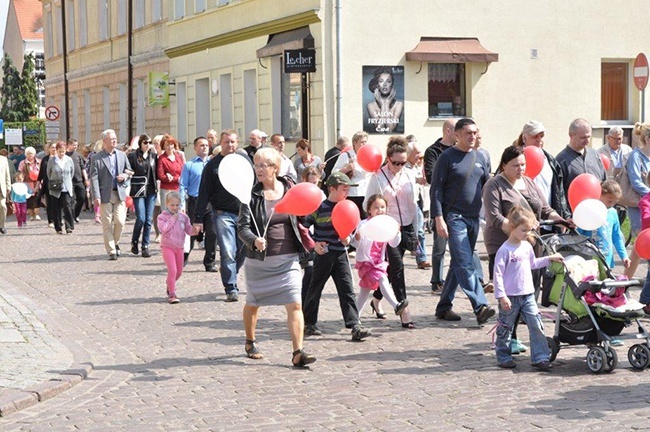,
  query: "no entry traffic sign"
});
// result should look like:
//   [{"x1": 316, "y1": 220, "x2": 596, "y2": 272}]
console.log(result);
[
  {"x1": 45, "y1": 105, "x2": 60, "y2": 121},
  {"x1": 634, "y1": 53, "x2": 649, "y2": 91}
]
